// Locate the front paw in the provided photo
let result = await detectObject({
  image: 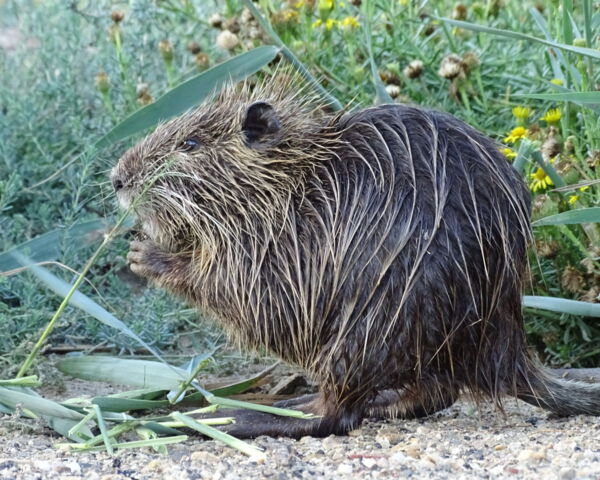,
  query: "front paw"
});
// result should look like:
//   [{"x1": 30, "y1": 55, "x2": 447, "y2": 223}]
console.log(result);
[{"x1": 127, "y1": 240, "x2": 169, "y2": 280}]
